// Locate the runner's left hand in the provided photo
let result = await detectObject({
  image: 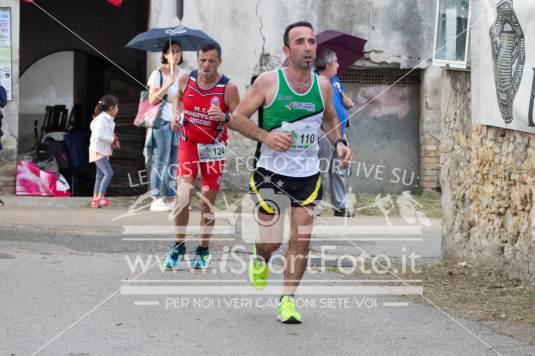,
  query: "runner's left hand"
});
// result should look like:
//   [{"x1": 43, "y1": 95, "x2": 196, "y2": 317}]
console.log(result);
[{"x1": 336, "y1": 144, "x2": 352, "y2": 168}]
